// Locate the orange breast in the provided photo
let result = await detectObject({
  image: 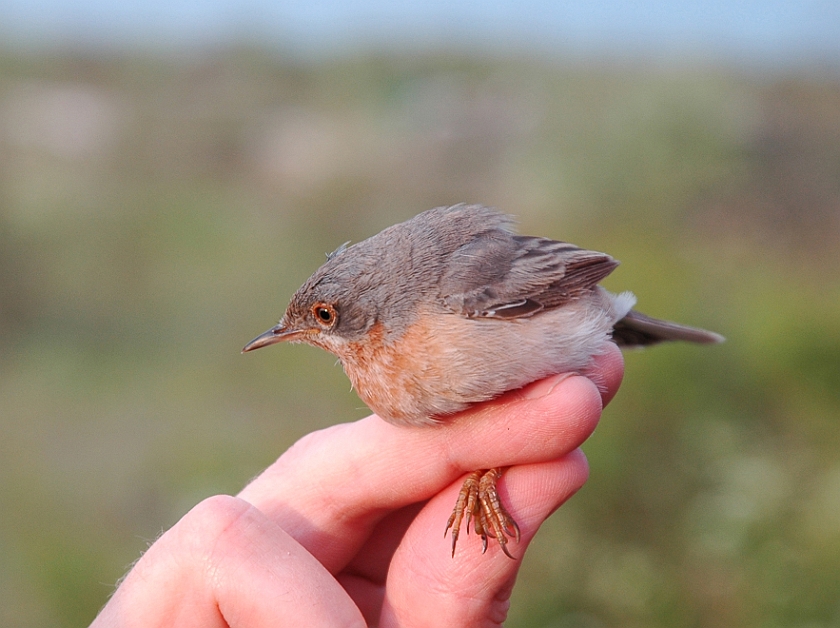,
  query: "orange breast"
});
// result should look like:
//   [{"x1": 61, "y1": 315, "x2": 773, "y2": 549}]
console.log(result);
[{"x1": 338, "y1": 316, "x2": 471, "y2": 425}]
